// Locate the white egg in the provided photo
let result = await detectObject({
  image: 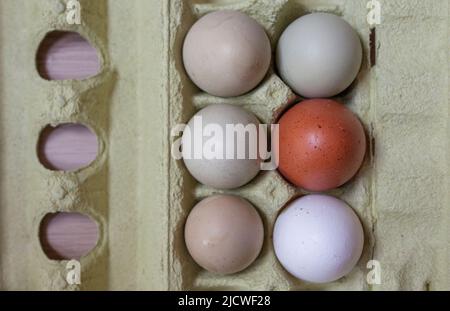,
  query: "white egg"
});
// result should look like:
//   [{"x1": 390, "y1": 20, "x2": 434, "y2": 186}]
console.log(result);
[
  {"x1": 181, "y1": 104, "x2": 261, "y2": 189},
  {"x1": 276, "y1": 13, "x2": 362, "y2": 98},
  {"x1": 273, "y1": 194, "x2": 364, "y2": 283}
]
